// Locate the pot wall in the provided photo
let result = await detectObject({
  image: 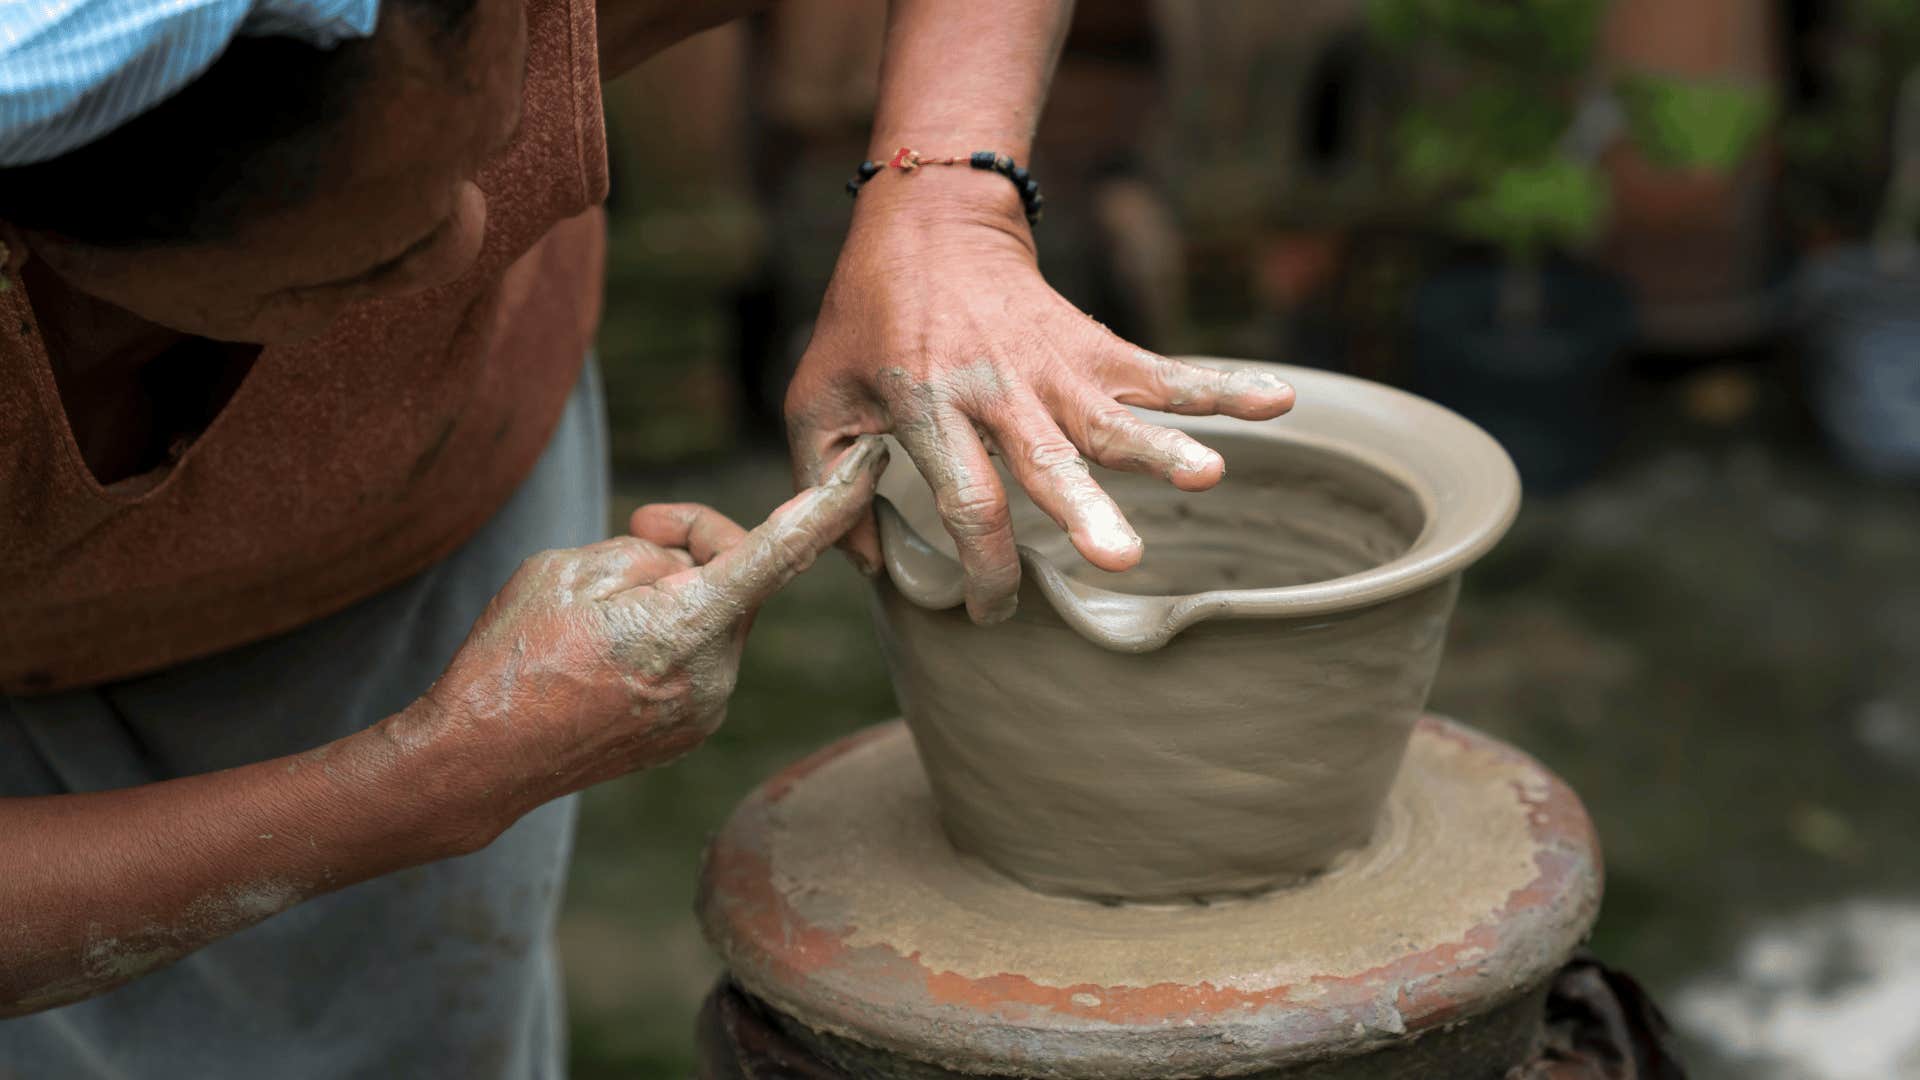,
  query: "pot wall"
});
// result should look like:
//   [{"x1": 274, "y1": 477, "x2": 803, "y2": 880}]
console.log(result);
[
  {"x1": 872, "y1": 573, "x2": 1460, "y2": 902},
  {"x1": 866, "y1": 359, "x2": 1519, "y2": 904}
]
